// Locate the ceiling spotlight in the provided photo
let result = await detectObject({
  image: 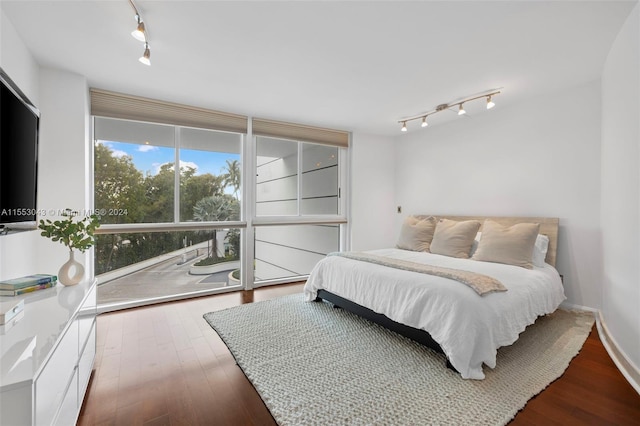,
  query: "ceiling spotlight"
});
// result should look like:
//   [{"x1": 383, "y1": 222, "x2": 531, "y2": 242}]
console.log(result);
[
  {"x1": 139, "y1": 43, "x2": 151, "y2": 66},
  {"x1": 397, "y1": 89, "x2": 500, "y2": 131},
  {"x1": 132, "y1": 17, "x2": 146, "y2": 42},
  {"x1": 486, "y1": 95, "x2": 495, "y2": 109}
]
